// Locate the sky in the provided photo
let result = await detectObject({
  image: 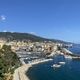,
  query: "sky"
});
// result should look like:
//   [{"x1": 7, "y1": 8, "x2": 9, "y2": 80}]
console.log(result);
[{"x1": 0, "y1": 0, "x2": 80, "y2": 43}]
